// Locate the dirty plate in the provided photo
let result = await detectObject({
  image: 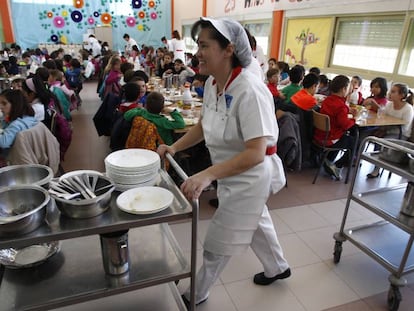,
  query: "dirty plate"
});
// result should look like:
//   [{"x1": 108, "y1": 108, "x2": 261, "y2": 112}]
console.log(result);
[{"x1": 116, "y1": 186, "x2": 174, "y2": 215}]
